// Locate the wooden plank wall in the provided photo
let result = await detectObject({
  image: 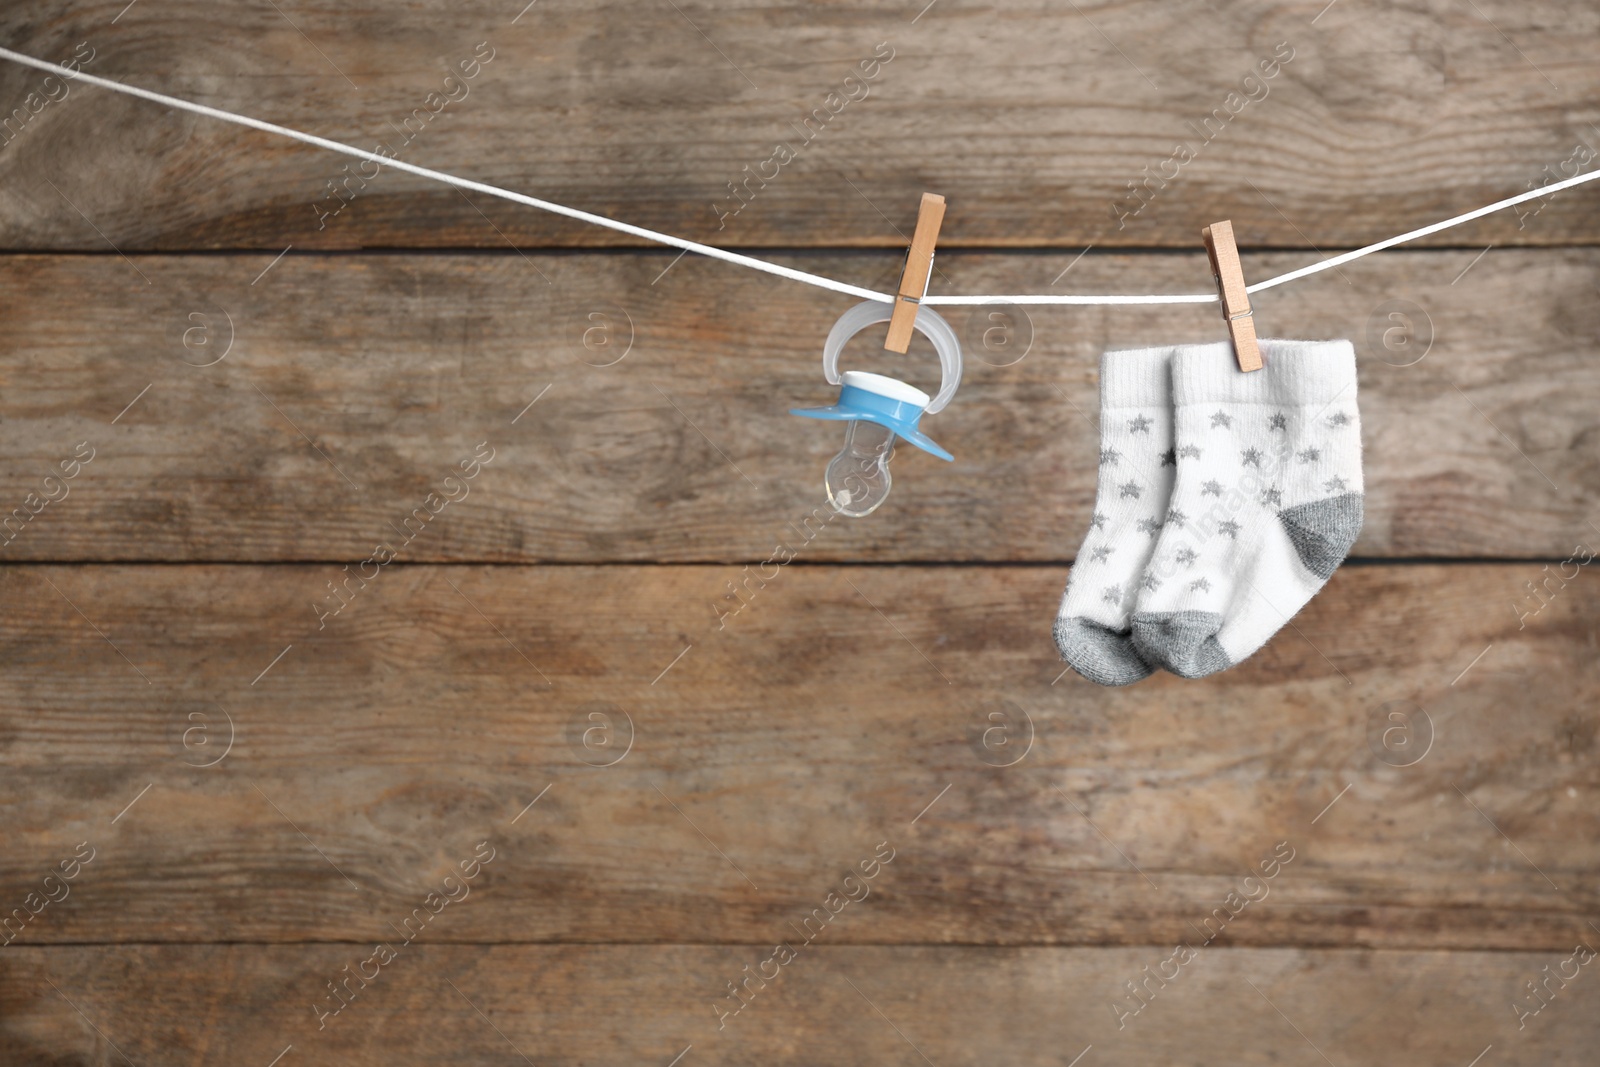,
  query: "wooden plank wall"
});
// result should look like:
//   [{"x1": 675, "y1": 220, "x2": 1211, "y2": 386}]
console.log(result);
[{"x1": 1, "y1": 2, "x2": 1597, "y2": 1065}]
